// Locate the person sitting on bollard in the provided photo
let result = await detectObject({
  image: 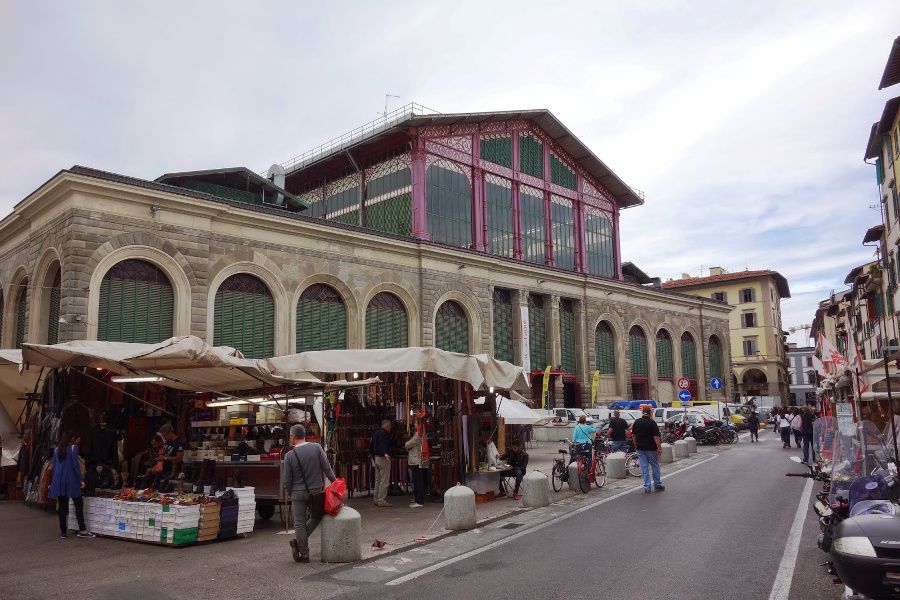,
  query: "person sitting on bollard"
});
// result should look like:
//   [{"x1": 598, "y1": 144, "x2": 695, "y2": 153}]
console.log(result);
[
  {"x1": 571, "y1": 415, "x2": 595, "y2": 465},
  {"x1": 606, "y1": 410, "x2": 630, "y2": 453},
  {"x1": 497, "y1": 440, "x2": 529, "y2": 500}
]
